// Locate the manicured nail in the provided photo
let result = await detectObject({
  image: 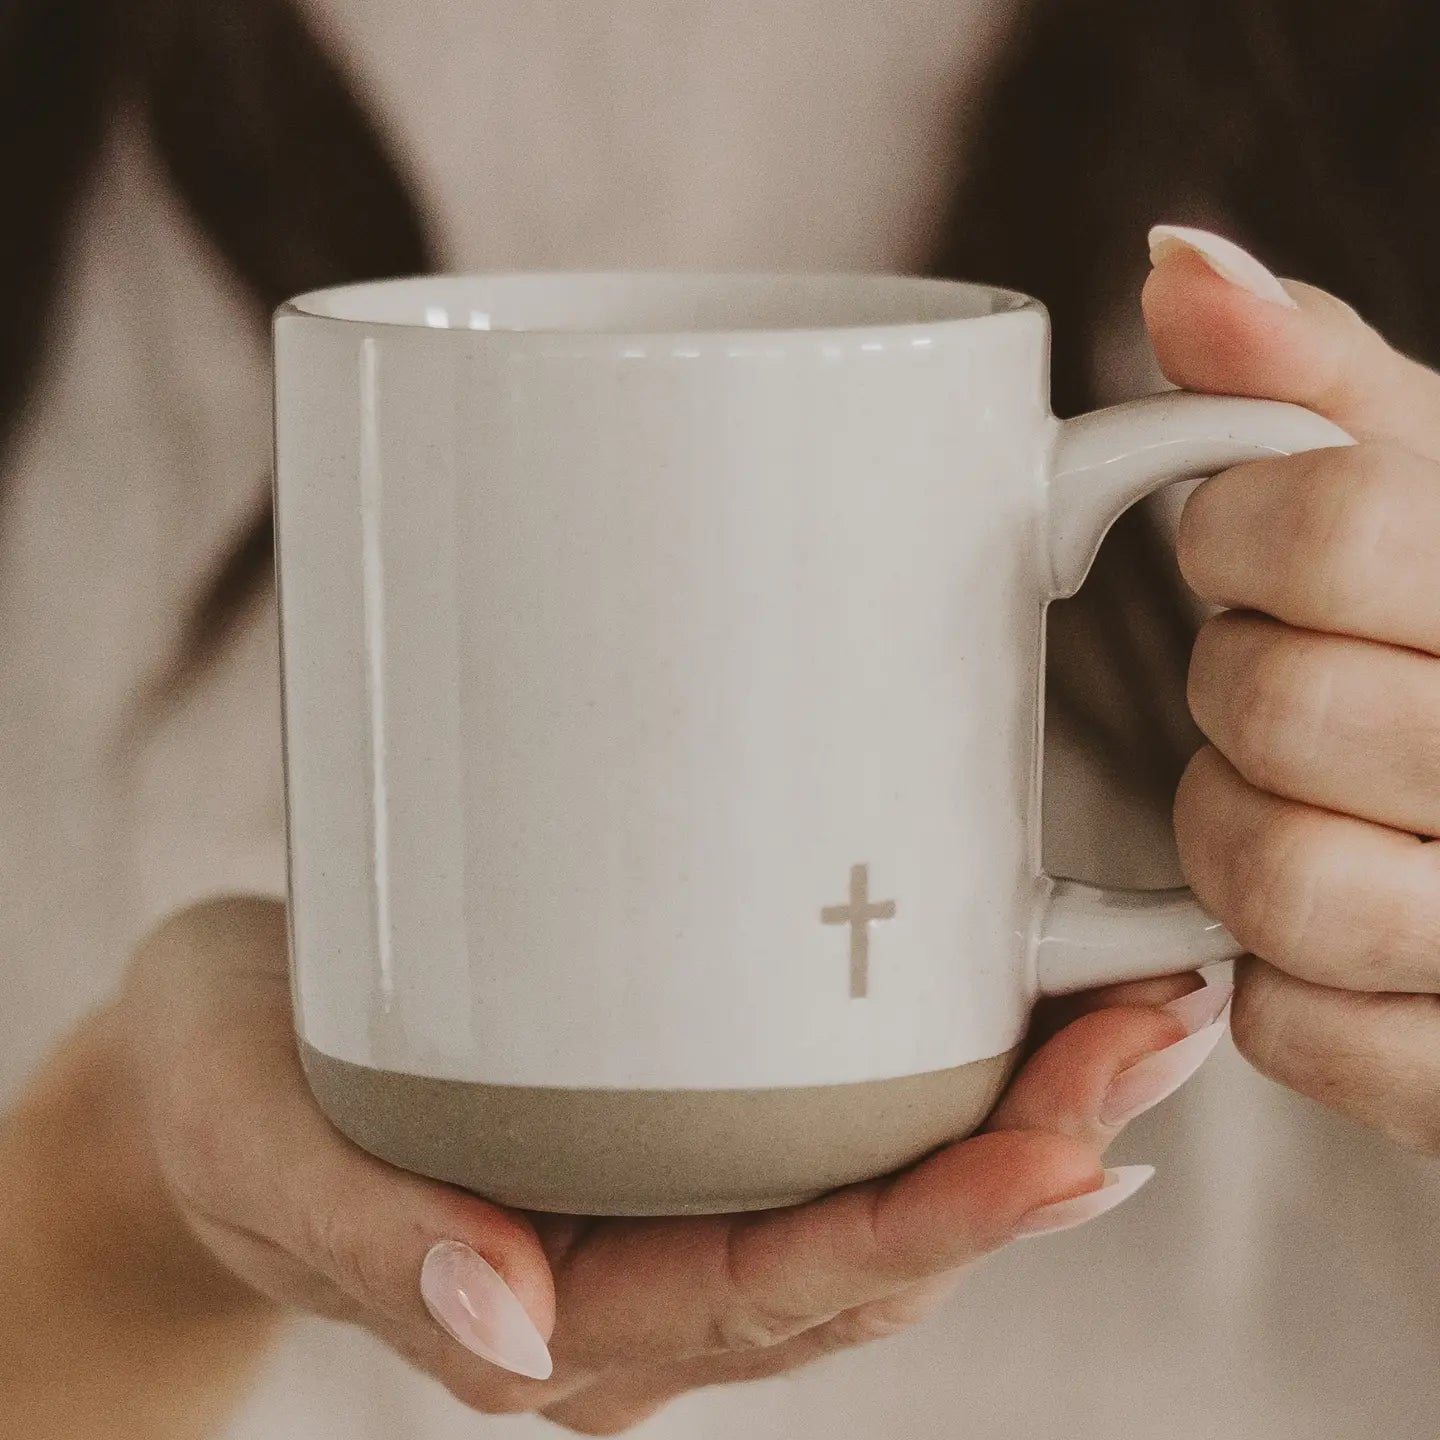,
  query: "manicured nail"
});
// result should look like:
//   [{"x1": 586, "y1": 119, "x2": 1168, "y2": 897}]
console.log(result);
[
  {"x1": 421, "y1": 1241, "x2": 553, "y2": 1380},
  {"x1": 1148, "y1": 224, "x2": 1299, "y2": 308},
  {"x1": 1013, "y1": 1165, "x2": 1155, "y2": 1240},
  {"x1": 1162, "y1": 976, "x2": 1234, "y2": 1036},
  {"x1": 1099, "y1": 1014, "x2": 1228, "y2": 1127}
]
